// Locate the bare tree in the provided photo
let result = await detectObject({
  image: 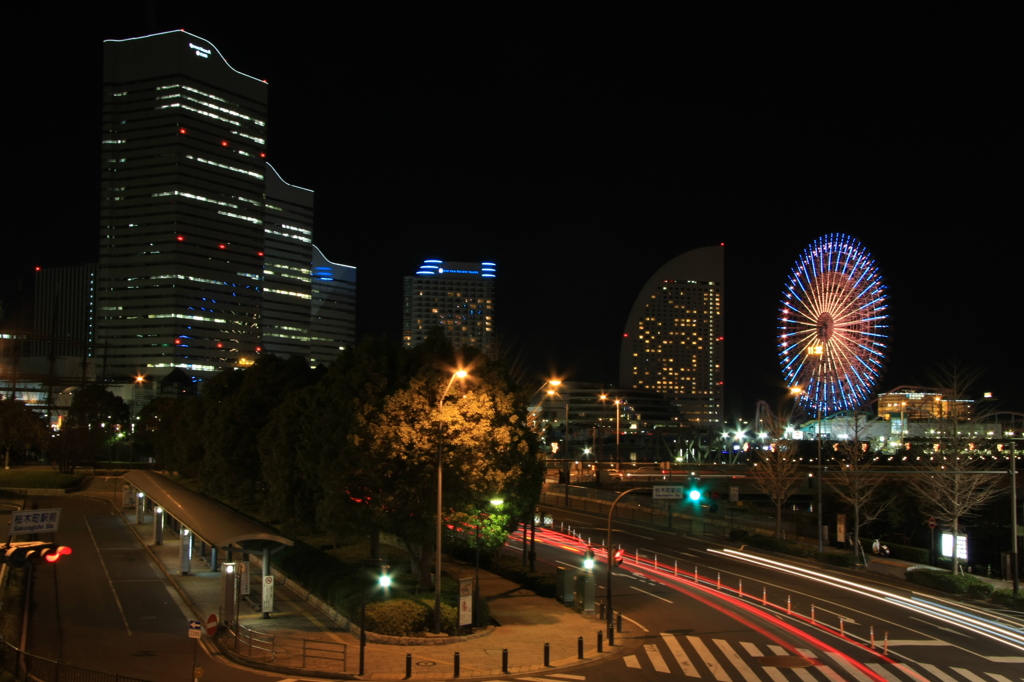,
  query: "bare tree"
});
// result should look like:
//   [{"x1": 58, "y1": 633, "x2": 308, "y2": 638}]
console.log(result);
[
  {"x1": 749, "y1": 442, "x2": 803, "y2": 538},
  {"x1": 905, "y1": 362, "x2": 1006, "y2": 575},
  {"x1": 749, "y1": 399, "x2": 804, "y2": 538},
  {"x1": 828, "y1": 413, "x2": 894, "y2": 562}
]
